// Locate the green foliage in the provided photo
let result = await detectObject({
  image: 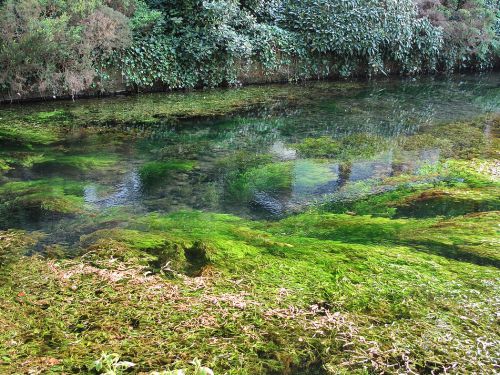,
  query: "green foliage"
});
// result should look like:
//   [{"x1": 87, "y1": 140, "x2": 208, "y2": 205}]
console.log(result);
[
  {"x1": 279, "y1": 0, "x2": 443, "y2": 75},
  {"x1": 417, "y1": 0, "x2": 500, "y2": 70},
  {"x1": 90, "y1": 353, "x2": 135, "y2": 375},
  {"x1": 1, "y1": 0, "x2": 498, "y2": 96},
  {"x1": 0, "y1": 0, "x2": 133, "y2": 97}
]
